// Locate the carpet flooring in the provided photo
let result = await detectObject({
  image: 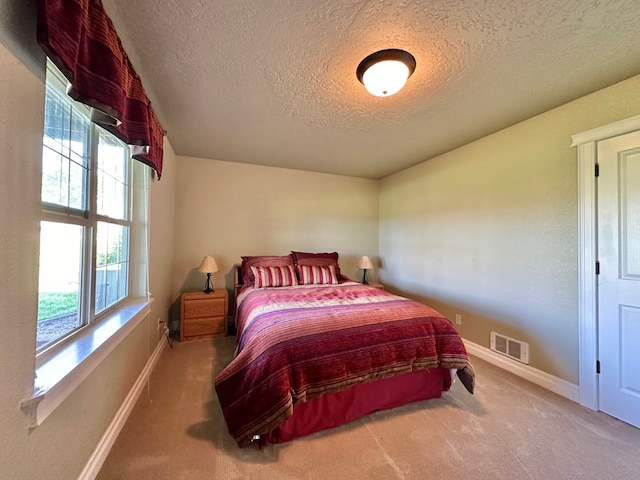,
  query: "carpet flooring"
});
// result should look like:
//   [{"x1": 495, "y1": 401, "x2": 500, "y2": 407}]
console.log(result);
[{"x1": 96, "y1": 336, "x2": 640, "y2": 479}]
